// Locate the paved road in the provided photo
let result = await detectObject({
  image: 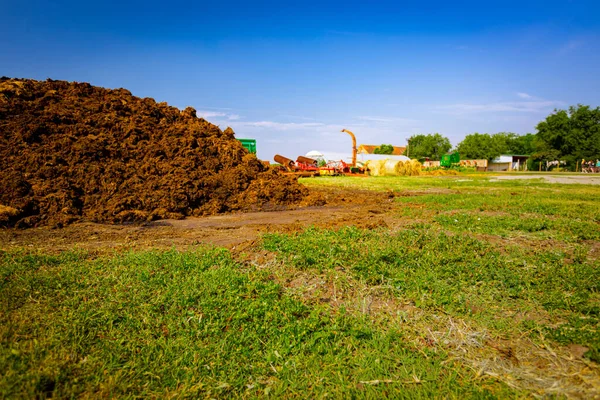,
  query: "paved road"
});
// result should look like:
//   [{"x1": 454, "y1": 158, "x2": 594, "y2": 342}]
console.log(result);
[{"x1": 491, "y1": 174, "x2": 600, "y2": 185}]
